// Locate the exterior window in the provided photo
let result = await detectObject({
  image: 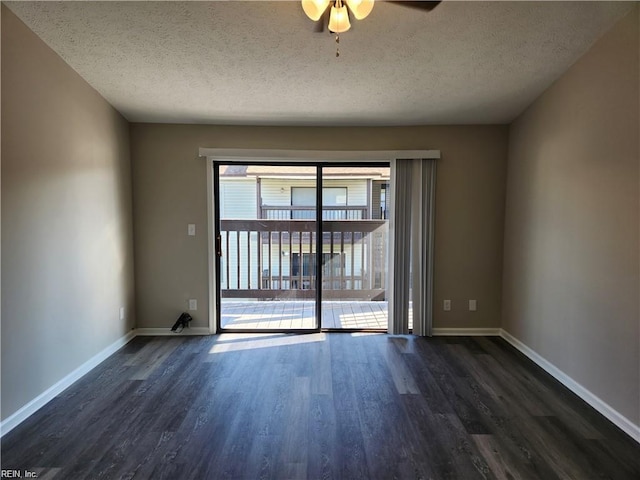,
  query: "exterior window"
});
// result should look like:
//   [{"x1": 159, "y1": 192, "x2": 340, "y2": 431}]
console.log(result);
[
  {"x1": 380, "y1": 184, "x2": 388, "y2": 219},
  {"x1": 291, "y1": 187, "x2": 348, "y2": 219}
]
